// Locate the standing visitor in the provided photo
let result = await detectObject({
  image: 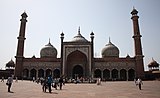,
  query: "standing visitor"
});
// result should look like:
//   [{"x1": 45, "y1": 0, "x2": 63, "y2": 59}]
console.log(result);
[
  {"x1": 59, "y1": 77, "x2": 64, "y2": 90},
  {"x1": 54, "y1": 78, "x2": 59, "y2": 90},
  {"x1": 97, "y1": 77, "x2": 101, "y2": 85},
  {"x1": 42, "y1": 77, "x2": 48, "y2": 92},
  {"x1": 137, "y1": 78, "x2": 143, "y2": 90},
  {"x1": 47, "y1": 75, "x2": 53, "y2": 93},
  {"x1": 6, "y1": 75, "x2": 13, "y2": 92},
  {"x1": 33, "y1": 77, "x2": 35, "y2": 82}
]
